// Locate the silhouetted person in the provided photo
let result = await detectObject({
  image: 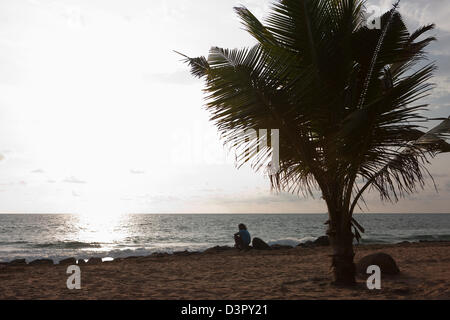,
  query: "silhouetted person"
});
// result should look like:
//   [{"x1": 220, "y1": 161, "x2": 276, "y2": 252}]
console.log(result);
[{"x1": 234, "y1": 223, "x2": 251, "y2": 250}]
